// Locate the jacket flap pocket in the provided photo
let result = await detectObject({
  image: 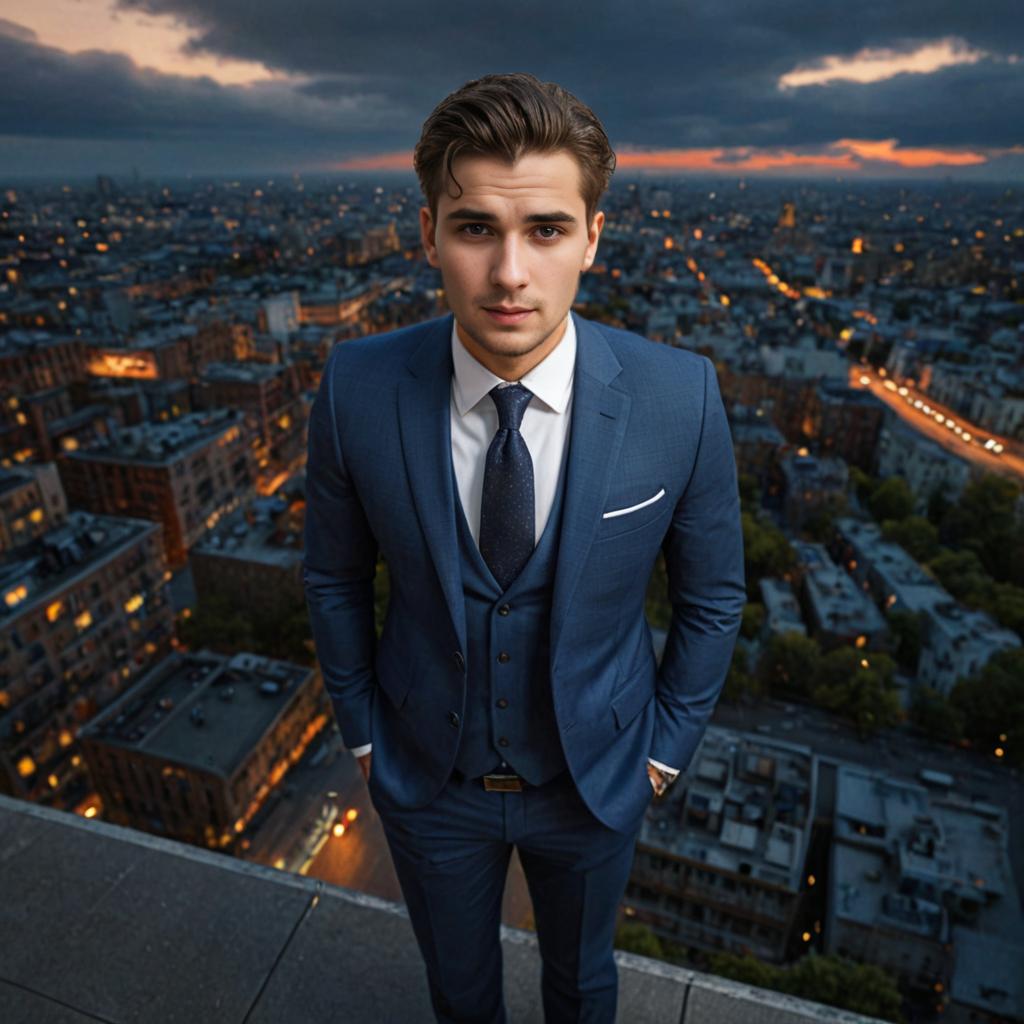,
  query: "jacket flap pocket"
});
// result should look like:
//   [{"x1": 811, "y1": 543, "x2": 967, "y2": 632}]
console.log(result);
[
  {"x1": 376, "y1": 650, "x2": 412, "y2": 711},
  {"x1": 611, "y1": 680, "x2": 655, "y2": 730}
]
